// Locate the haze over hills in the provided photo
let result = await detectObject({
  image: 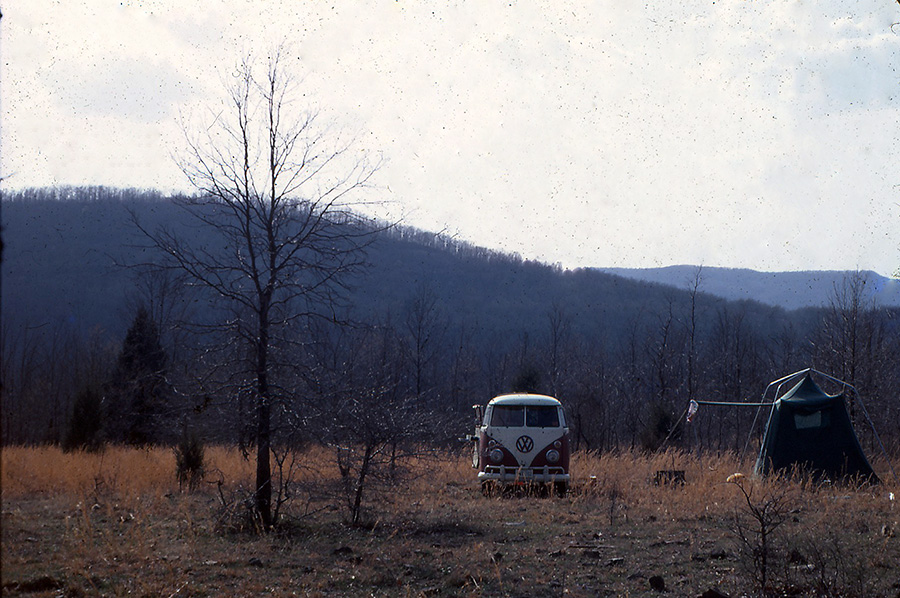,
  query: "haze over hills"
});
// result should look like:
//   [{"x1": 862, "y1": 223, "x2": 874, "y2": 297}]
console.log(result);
[{"x1": 599, "y1": 266, "x2": 900, "y2": 312}]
